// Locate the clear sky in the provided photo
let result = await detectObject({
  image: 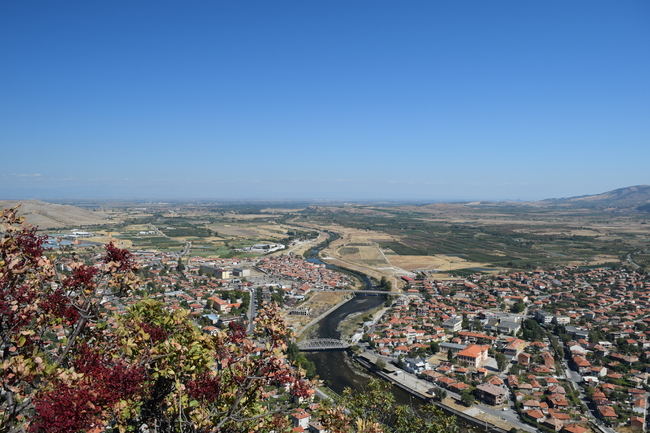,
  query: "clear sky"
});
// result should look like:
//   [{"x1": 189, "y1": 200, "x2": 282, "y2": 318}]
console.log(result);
[{"x1": 1, "y1": 1, "x2": 649, "y2": 202}]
